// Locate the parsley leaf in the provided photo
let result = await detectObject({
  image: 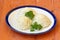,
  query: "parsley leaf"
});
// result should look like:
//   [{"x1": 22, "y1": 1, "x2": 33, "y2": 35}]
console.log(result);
[
  {"x1": 25, "y1": 11, "x2": 35, "y2": 20},
  {"x1": 30, "y1": 22, "x2": 43, "y2": 32}
]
